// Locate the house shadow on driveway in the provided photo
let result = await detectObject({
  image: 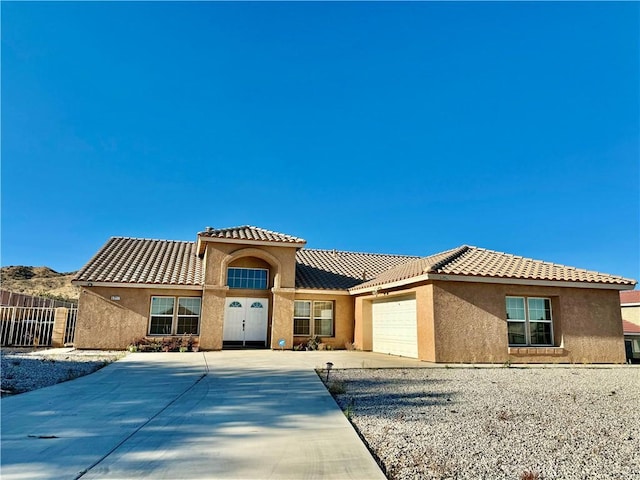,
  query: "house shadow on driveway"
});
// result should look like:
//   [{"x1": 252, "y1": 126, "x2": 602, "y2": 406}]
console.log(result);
[{"x1": 1, "y1": 352, "x2": 385, "y2": 480}]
